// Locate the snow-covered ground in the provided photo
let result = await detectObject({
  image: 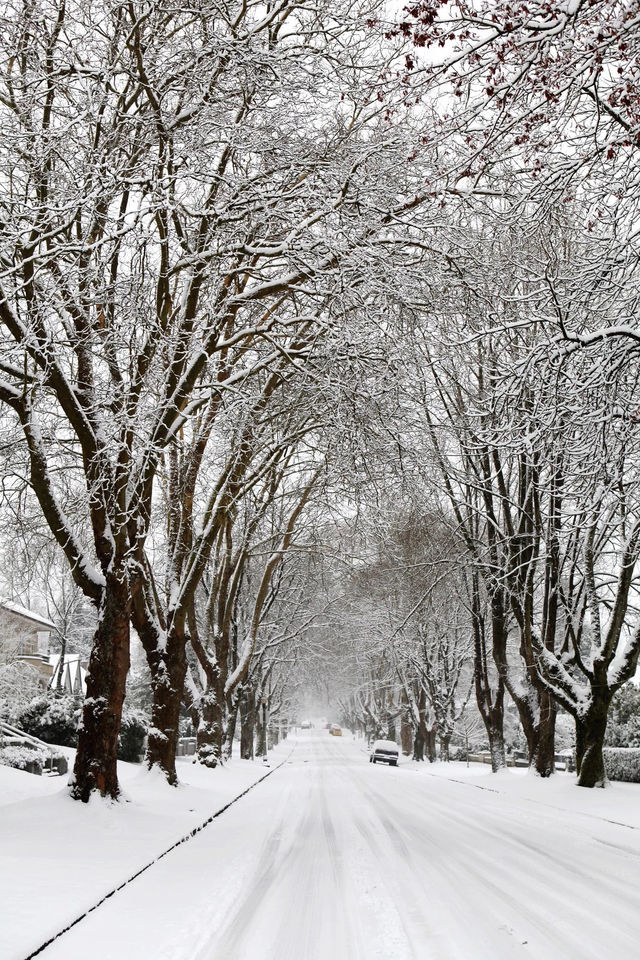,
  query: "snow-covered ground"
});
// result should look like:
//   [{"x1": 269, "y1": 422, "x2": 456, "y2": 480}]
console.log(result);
[
  {"x1": 4, "y1": 731, "x2": 640, "y2": 959},
  {"x1": 1, "y1": 742, "x2": 293, "y2": 960}
]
